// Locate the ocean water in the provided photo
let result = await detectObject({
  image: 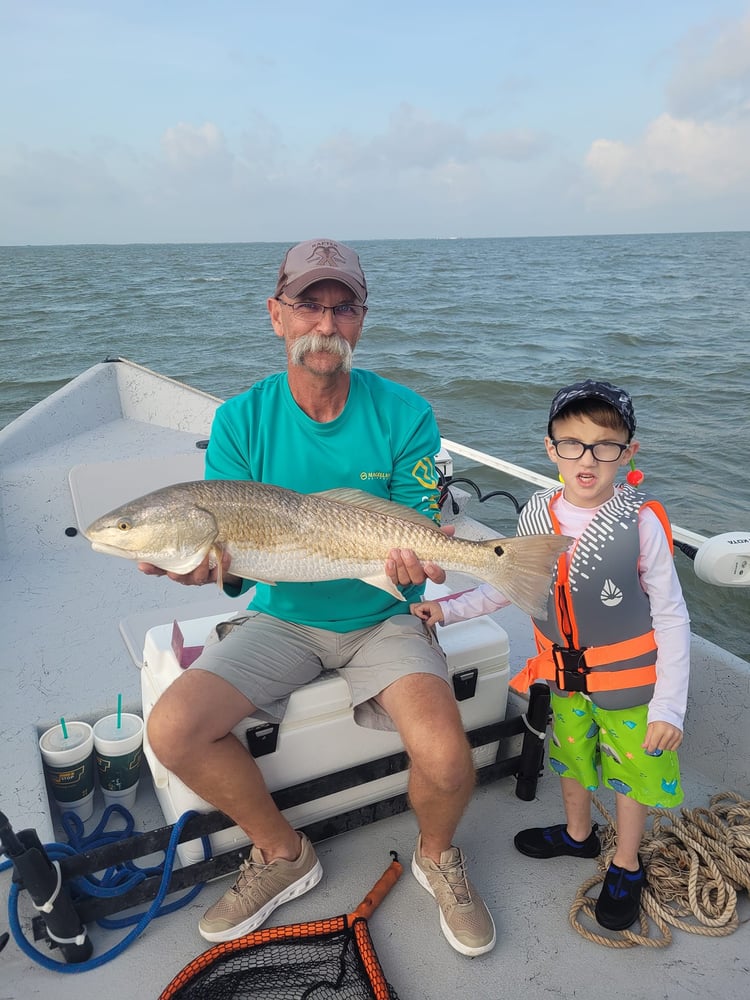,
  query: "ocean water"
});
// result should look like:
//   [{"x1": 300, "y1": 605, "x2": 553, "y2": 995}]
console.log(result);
[{"x1": 1, "y1": 233, "x2": 748, "y2": 661}]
